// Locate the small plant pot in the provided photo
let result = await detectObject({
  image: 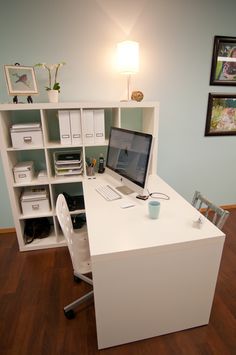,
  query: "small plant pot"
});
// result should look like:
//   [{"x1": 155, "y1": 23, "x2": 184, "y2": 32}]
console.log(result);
[{"x1": 48, "y1": 90, "x2": 59, "y2": 103}]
